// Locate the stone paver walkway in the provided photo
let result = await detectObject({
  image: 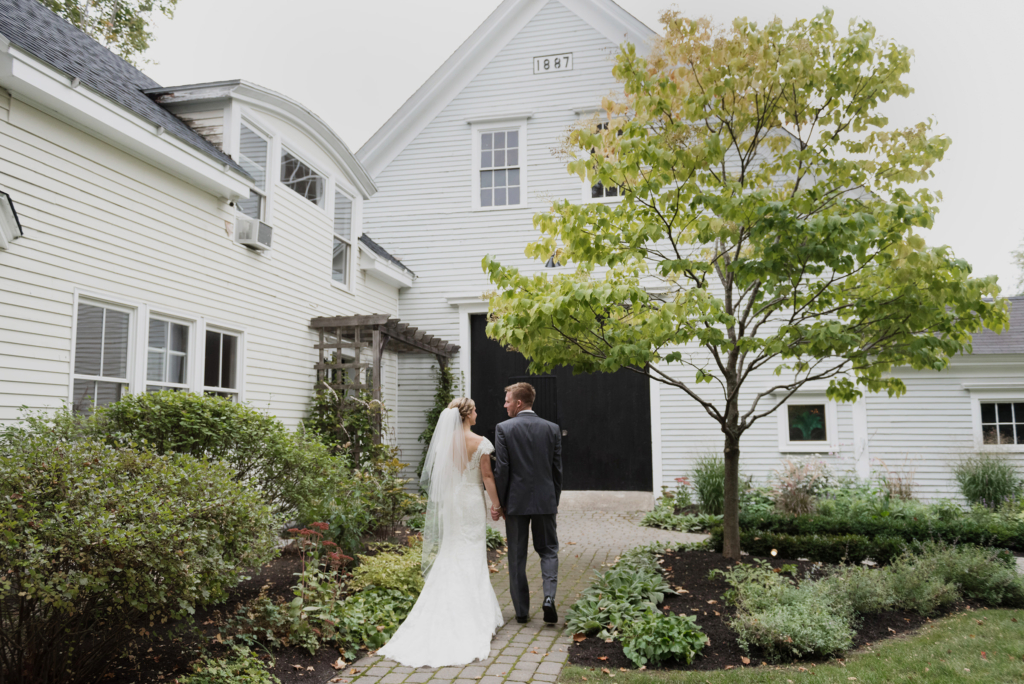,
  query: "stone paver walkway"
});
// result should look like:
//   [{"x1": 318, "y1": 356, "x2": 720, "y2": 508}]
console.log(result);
[{"x1": 328, "y1": 512, "x2": 705, "y2": 684}]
